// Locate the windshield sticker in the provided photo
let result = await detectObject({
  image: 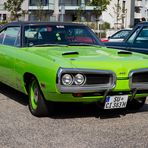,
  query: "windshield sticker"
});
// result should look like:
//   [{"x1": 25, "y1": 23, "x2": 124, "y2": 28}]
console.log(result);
[
  {"x1": 56, "y1": 33, "x2": 61, "y2": 40},
  {"x1": 56, "y1": 33, "x2": 60, "y2": 37},
  {"x1": 47, "y1": 27, "x2": 52, "y2": 32},
  {"x1": 56, "y1": 26, "x2": 65, "y2": 29}
]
